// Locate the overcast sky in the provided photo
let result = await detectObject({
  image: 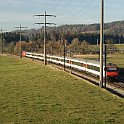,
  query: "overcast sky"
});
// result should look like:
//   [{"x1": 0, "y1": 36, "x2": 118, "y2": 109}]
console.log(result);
[{"x1": 0, "y1": 0, "x2": 124, "y2": 31}]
